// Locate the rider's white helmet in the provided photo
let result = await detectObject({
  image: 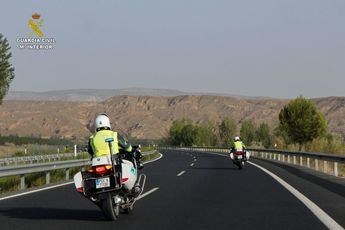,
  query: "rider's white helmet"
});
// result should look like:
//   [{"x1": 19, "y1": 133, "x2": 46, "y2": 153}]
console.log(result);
[
  {"x1": 94, "y1": 113, "x2": 111, "y2": 131},
  {"x1": 234, "y1": 136, "x2": 240, "y2": 141}
]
